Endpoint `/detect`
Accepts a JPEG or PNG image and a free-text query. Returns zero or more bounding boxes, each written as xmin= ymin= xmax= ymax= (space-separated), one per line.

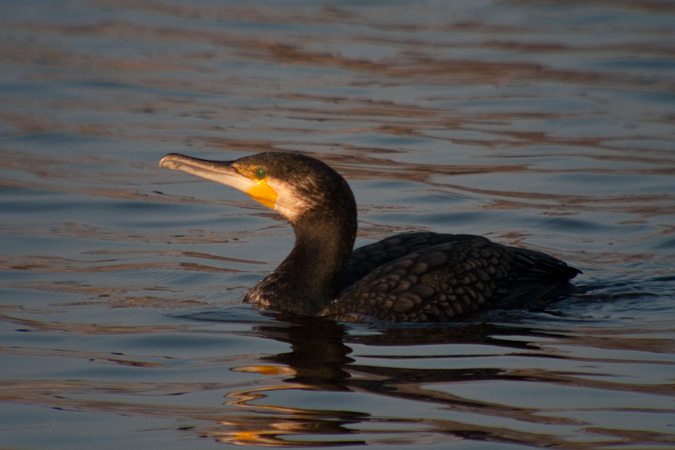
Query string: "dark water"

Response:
xmin=1 ymin=1 xmax=674 ymax=449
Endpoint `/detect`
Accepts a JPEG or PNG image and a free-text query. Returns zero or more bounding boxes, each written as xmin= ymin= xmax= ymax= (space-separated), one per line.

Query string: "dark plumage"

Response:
xmin=160 ymin=152 xmax=580 ymax=322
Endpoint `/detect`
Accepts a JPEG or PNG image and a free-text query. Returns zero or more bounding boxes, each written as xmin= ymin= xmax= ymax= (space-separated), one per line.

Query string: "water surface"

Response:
xmin=1 ymin=1 xmax=674 ymax=449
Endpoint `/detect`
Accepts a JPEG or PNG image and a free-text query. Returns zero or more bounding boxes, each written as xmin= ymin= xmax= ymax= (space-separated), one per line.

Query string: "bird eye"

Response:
xmin=254 ymin=168 xmax=267 ymax=180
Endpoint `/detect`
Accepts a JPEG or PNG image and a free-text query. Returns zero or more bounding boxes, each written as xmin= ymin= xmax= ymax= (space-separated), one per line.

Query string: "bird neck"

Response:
xmin=245 ymin=209 xmax=357 ymax=316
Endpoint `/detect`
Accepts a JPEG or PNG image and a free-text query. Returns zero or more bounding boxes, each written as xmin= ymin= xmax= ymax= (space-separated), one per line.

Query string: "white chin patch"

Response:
xmin=267 ymin=178 xmax=316 ymax=222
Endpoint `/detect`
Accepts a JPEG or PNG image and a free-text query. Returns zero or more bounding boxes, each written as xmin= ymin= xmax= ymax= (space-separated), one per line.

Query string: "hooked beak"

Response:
xmin=159 ymin=153 xmax=277 ymax=209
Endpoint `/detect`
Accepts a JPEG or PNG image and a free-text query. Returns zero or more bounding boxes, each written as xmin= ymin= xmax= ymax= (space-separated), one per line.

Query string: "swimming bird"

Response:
xmin=160 ymin=152 xmax=580 ymax=322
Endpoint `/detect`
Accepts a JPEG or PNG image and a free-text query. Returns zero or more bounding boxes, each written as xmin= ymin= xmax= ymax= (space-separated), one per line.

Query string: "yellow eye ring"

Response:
xmin=255 ymin=167 xmax=267 ymax=180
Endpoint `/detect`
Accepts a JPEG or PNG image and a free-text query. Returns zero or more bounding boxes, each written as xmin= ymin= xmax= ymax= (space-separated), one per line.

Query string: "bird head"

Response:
xmin=160 ymin=152 xmax=354 ymax=225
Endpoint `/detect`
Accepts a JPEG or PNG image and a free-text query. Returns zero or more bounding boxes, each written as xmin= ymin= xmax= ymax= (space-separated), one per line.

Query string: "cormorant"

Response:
xmin=160 ymin=152 xmax=580 ymax=322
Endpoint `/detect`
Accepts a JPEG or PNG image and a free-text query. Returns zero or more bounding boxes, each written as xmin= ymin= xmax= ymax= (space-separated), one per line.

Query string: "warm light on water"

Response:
xmin=1 ymin=1 xmax=674 ymax=449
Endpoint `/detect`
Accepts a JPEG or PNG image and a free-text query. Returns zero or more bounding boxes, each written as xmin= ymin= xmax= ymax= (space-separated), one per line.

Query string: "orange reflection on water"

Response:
xmin=210 ymin=363 xmax=362 ymax=447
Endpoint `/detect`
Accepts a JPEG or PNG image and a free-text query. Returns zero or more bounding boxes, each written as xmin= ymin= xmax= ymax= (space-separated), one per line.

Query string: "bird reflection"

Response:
xmin=204 ymin=312 xmax=566 ymax=447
